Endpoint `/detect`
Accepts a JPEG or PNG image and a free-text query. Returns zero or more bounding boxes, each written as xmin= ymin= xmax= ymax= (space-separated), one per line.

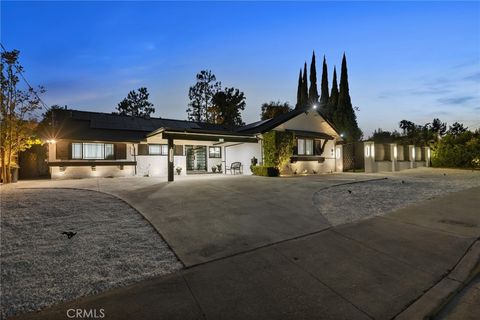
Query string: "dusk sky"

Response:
xmin=2 ymin=1 xmax=479 ymax=136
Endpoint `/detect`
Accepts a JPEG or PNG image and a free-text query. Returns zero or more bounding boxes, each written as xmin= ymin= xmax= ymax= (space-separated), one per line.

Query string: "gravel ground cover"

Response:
xmin=314 ymin=168 xmax=480 ymax=225
xmin=0 ymin=188 xmax=182 ymax=319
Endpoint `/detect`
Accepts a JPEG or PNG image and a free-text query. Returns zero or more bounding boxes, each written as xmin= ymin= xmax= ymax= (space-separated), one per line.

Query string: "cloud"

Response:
xmin=463 ymin=72 xmax=480 ymax=82
xmin=437 ymin=96 xmax=476 ymax=105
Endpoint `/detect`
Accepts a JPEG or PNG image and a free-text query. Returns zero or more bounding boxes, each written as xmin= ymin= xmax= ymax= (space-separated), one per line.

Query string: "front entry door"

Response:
xmin=185 ymin=146 xmax=207 ymax=172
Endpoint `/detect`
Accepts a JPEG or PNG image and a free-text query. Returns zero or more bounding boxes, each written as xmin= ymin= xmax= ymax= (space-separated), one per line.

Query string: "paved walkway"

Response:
xmin=15 ymin=173 xmax=379 ymax=266
xmin=13 ymin=187 xmax=480 ymax=320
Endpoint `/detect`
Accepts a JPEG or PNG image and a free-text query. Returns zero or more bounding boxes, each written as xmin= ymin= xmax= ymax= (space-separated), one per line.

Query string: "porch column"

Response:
xmin=168 ymin=137 xmax=174 ymax=182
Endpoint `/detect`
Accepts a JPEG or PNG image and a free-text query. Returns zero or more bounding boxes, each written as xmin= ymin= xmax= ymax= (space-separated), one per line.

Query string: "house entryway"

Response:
xmin=186 ymin=145 xmax=207 ymax=173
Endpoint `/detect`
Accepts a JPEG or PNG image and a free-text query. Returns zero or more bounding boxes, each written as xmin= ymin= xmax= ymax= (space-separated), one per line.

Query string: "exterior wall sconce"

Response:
xmin=91 ymin=166 xmax=96 ymax=171
xmin=119 ymin=165 xmax=124 ymax=170
xmin=46 ymin=139 xmax=56 ymax=144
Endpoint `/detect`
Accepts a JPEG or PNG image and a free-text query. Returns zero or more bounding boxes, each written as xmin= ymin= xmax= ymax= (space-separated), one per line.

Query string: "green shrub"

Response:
xmin=431 ymin=131 xmax=480 ymax=169
xmin=263 ymin=131 xmax=294 ymax=170
xmin=251 ymin=165 xmax=280 ymax=177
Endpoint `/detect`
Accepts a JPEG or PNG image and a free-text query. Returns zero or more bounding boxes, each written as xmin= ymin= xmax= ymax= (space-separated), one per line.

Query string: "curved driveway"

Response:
xmin=17 ymin=173 xmax=378 ymax=266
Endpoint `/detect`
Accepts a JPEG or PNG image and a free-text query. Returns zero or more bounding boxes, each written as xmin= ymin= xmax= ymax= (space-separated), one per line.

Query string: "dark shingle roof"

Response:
xmin=52 ymin=109 xmax=239 ymax=142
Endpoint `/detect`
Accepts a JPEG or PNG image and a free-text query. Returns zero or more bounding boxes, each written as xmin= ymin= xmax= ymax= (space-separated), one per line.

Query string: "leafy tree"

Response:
xmin=1 ymin=49 xmax=43 ymax=183
xmin=324 ymin=66 xmax=338 ymax=121
xmin=431 ymin=130 xmax=480 ymax=168
xmin=448 ymin=122 xmax=468 ymax=136
xmin=369 ymin=128 xmax=401 ymax=143
xmin=212 ymin=87 xmax=246 ymax=127
xmin=308 ymin=51 xmax=319 ymax=105
xmin=116 ymin=87 xmax=155 ymax=117
xmin=301 ymin=62 xmax=309 ymax=108
xmin=319 ymin=55 xmax=329 ymax=106
xmin=187 ymin=70 xmax=221 ymax=122
xmin=431 ymin=118 xmax=447 ymax=138
xmin=295 ymin=69 xmax=302 ymax=109
xmin=260 ymin=101 xmax=292 ymax=120
xmin=333 ymin=53 xmax=362 ymax=141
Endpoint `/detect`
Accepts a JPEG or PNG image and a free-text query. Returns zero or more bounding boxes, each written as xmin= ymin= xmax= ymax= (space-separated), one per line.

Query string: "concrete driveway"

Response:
xmin=16 ymin=173 xmax=379 ymax=266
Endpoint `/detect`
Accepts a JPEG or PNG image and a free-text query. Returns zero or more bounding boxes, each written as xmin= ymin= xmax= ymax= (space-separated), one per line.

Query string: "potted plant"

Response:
xmin=216 ymin=163 xmax=222 ymax=173
xmin=176 ymin=167 xmax=182 ymax=175
xmin=211 ymin=166 xmax=217 ymax=173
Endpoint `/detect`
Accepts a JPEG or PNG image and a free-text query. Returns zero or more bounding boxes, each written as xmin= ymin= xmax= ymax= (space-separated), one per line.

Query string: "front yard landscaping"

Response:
xmin=314 ymin=168 xmax=480 ymax=225
xmin=0 ymin=188 xmax=182 ymax=318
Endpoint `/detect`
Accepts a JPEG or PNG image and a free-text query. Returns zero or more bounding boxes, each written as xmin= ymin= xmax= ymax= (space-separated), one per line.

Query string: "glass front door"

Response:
xmin=185 ymin=146 xmax=207 ymax=172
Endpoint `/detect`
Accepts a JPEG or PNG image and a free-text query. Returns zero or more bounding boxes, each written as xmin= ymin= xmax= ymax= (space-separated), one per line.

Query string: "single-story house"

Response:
xmin=45 ymin=107 xmax=343 ymax=180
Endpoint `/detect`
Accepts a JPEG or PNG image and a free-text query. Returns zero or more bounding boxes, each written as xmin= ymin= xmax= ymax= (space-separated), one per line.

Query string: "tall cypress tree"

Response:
xmin=320 ymin=55 xmax=329 ymax=106
xmin=325 ymin=66 xmax=338 ymax=121
xmin=301 ymin=62 xmax=309 ymax=108
xmin=308 ymin=51 xmax=319 ymax=105
xmin=295 ymin=69 xmax=302 ymax=109
xmin=333 ymin=53 xmax=361 ymax=141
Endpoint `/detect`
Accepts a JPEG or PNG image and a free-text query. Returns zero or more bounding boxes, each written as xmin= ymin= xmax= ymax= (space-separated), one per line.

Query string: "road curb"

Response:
xmin=394 ymin=239 xmax=480 ymax=320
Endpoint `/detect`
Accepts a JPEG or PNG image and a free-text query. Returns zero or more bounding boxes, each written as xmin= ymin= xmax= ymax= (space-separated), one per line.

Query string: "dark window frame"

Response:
xmin=208 ymin=146 xmax=222 ymax=158
xmin=295 ymin=138 xmax=324 ymax=156
xmin=148 ymin=144 xmax=168 ymax=156
xmin=71 ymin=142 xmax=115 ymax=160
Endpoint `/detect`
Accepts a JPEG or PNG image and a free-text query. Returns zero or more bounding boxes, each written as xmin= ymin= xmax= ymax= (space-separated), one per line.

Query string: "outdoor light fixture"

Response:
xmin=119 ymin=165 xmax=124 ymax=170
xmin=91 ymin=165 xmax=96 ymax=171
xmin=313 ymin=104 xmax=318 ymax=110
xmin=219 ymin=138 xmax=224 ymax=143
xmin=340 ymin=133 xmax=344 ymax=138
xmin=46 ymin=139 xmax=56 ymax=144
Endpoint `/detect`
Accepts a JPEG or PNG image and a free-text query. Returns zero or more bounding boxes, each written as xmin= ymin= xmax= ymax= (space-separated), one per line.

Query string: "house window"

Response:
xmin=297 ymin=139 xmax=305 ymax=155
xmin=72 ymin=143 xmax=115 ymax=160
xmin=209 ymin=146 xmax=221 ymax=158
xmin=83 ymin=143 xmax=105 ymax=159
xmin=105 ymin=144 xmax=114 ymax=160
xmin=148 ymin=144 xmax=168 ymax=155
xmin=296 ymin=138 xmax=314 ymax=155
xmin=72 ymin=143 xmax=82 ymax=159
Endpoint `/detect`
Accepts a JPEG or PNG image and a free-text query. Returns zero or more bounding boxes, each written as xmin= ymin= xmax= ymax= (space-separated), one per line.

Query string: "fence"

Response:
xmin=340 ymin=141 xmax=430 ymax=173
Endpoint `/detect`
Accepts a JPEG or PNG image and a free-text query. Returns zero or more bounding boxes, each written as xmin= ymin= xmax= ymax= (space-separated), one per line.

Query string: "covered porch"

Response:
xmin=146 ymin=128 xmax=261 ymax=181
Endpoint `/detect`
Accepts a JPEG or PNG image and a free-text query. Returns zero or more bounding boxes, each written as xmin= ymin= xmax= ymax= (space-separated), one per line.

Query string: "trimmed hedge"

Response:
xmin=251 ymin=165 xmax=280 ymax=177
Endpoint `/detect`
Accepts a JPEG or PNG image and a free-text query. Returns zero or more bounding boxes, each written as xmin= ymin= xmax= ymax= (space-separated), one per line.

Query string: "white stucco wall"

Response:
xmin=224 ymin=143 xmax=262 ymax=175
xmin=50 ymin=165 xmax=135 ymax=179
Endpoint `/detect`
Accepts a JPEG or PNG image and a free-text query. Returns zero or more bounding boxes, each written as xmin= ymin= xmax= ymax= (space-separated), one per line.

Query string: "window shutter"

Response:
xmin=56 ymin=141 xmax=70 ymax=160
xmin=115 ymin=143 xmax=127 ymax=159
xmin=174 ymin=145 xmax=184 ymax=156
xmin=138 ymin=144 xmax=149 ymax=155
